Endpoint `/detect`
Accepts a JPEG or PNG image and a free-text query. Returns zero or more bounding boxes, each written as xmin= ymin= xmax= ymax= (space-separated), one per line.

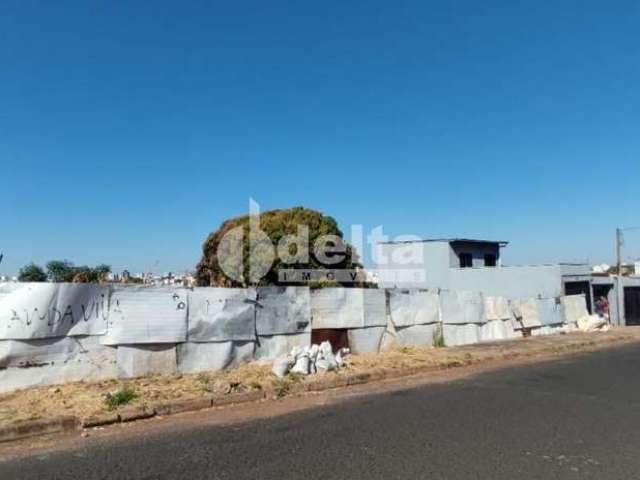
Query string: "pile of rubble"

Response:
xmin=272 ymin=341 xmax=350 ymax=377
xmin=575 ymin=314 xmax=611 ymax=333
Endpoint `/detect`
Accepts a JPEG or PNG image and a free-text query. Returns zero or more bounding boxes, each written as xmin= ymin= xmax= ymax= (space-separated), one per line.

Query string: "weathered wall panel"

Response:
xmin=0 ymin=336 xmax=117 ymax=393
xmin=187 ymin=288 xmax=256 ymax=342
xmin=395 ymin=323 xmax=439 ymax=348
xmin=439 ymin=290 xmax=486 ymax=325
xmin=389 ymin=289 xmax=439 ymax=327
xmin=256 ymin=287 xmax=311 ymax=335
xmin=177 ymin=341 xmax=255 ymax=374
xmin=311 ymin=288 xmax=386 ymax=329
xmin=347 ymin=326 xmax=386 ymax=354
xmin=443 ymin=323 xmax=481 ymax=346
xmin=102 ymin=286 xmax=188 ymax=345
xmin=0 ymin=283 xmax=109 ymax=340
xmin=254 ymin=332 xmax=312 ymax=360
xmin=116 ymin=344 xmax=177 ymax=378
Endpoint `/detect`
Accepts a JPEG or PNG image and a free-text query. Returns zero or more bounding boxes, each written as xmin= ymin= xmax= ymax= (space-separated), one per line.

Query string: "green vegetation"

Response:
xmin=17 ymin=263 xmax=47 ymax=282
xmin=104 ymin=386 xmax=137 ymax=410
xmin=45 ymin=260 xmax=111 ymax=283
xmin=45 ymin=260 xmax=75 ymax=282
xmin=195 ymin=206 xmax=363 ymax=287
xmin=272 ymin=373 xmax=305 ymax=398
xmin=123 ymin=276 xmax=143 ymax=284
xmin=195 ymin=372 xmax=213 ymax=392
xmin=17 ymin=260 xmax=112 ymax=283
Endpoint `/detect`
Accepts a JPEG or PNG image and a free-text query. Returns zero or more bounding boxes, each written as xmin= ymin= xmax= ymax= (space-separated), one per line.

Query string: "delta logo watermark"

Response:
xmin=214 ymin=199 xmax=427 ymax=285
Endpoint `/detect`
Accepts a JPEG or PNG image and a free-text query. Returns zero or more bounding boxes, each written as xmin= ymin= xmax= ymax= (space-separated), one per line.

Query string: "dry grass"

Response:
xmin=0 ymin=363 xmax=274 ymax=426
xmin=0 ymin=329 xmax=636 ymax=428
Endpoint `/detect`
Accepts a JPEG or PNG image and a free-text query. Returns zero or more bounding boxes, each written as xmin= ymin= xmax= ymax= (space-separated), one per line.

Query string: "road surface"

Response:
xmin=3 ymin=343 xmax=640 ymax=479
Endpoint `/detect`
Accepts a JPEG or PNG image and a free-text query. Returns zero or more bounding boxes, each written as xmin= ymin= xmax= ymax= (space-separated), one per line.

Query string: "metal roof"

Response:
xmin=379 ymin=238 xmax=510 ymax=246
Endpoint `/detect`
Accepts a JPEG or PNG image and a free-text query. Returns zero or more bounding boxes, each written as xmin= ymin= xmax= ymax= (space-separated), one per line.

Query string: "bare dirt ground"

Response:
xmin=1 ymin=328 xmax=639 ymax=430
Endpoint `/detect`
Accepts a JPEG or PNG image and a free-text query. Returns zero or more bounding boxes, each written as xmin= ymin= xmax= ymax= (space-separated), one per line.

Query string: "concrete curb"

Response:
xmin=118 ymin=406 xmax=156 ymax=423
xmin=305 ymin=375 xmax=348 ymax=392
xmin=81 ymin=413 xmax=120 ymax=429
xmin=1 ymin=333 xmax=635 ymax=444
xmin=154 ymin=397 xmax=213 ymax=416
xmin=347 ymin=372 xmax=373 ymax=385
xmin=77 ymin=390 xmax=269 ymax=433
xmin=0 ymin=416 xmax=78 ymax=444
xmin=211 ymin=389 xmax=265 ymax=407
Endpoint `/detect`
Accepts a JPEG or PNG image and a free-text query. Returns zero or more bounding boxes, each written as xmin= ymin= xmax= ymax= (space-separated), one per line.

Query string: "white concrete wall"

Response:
xmin=449 ymin=265 xmax=563 ymax=299
xmin=379 ymin=241 xmax=565 ymax=299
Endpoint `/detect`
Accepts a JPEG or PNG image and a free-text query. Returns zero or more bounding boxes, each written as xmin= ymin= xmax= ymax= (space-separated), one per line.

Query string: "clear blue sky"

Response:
xmin=1 ymin=1 xmax=639 ymax=275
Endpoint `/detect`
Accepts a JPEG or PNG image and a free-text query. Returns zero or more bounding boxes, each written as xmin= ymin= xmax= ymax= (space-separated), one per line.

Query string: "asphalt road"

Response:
xmin=4 ymin=344 xmax=640 ymax=479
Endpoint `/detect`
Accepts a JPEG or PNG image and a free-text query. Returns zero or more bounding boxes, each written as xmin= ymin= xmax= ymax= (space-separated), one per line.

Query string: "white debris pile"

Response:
xmin=272 ymin=341 xmax=350 ymax=378
xmin=576 ymin=314 xmax=611 ymax=333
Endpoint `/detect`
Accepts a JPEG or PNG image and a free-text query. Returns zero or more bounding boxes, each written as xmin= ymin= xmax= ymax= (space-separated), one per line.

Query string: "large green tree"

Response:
xmin=18 ymin=263 xmax=48 ymax=282
xmin=195 ymin=207 xmax=363 ymax=287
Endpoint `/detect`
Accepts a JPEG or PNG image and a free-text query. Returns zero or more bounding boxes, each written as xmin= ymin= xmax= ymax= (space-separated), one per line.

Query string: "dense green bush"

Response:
xmin=17 ymin=263 xmax=47 ymax=282
xmin=195 ymin=207 xmax=364 ymax=287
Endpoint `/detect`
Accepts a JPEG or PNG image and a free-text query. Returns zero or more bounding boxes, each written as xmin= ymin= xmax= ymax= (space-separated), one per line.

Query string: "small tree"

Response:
xmin=92 ymin=264 xmax=112 ymax=282
xmin=18 ymin=263 xmax=47 ymax=282
xmin=72 ymin=271 xmax=90 ymax=283
xmin=46 ymin=260 xmax=76 ymax=282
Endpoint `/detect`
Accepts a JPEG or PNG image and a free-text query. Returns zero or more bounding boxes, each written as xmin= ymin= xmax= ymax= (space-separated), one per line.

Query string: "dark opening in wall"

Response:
xmin=311 ymin=329 xmax=349 ymax=353
xmin=459 ymin=253 xmax=473 ymax=268
xmin=624 ymin=287 xmax=640 ymax=326
xmin=484 ymin=254 xmax=497 ymax=267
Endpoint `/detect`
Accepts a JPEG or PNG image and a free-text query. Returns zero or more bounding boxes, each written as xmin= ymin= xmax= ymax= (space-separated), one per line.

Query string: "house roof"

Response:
xmin=379 ymin=238 xmax=510 ymax=246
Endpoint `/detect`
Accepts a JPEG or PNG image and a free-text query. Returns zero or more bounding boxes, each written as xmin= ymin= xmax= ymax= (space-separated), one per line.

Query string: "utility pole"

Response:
xmin=616 ymin=228 xmax=623 ymax=326
xmin=616 ymin=228 xmax=623 ymax=277
xmin=615 ymin=226 xmax=640 ymax=326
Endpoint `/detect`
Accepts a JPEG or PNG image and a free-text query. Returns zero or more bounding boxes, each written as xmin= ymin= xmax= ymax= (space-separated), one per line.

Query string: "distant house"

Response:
xmin=378 ymin=238 xmax=640 ymax=326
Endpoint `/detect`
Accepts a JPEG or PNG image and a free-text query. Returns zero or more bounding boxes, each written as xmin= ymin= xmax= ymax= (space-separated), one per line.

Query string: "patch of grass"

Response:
xmin=222 ymin=364 xmax=273 ymax=390
xmin=272 ymin=373 xmax=305 ymax=398
xmin=104 ymin=387 xmax=137 ymax=410
xmin=195 ymin=372 xmax=212 ymax=392
xmin=249 ymin=380 xmax=263 ymax=390
xmin=433 ymin=325 xmax=446 ymax=348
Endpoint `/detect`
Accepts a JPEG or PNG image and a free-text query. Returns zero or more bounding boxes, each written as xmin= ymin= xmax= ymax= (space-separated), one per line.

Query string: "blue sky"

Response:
xmin=1 ymin=1 xmax=639 ymax=275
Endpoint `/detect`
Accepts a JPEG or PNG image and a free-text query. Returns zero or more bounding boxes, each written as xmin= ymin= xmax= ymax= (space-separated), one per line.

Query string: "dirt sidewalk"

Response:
xmin=2 ymin=328 xmax=639 ymax=436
